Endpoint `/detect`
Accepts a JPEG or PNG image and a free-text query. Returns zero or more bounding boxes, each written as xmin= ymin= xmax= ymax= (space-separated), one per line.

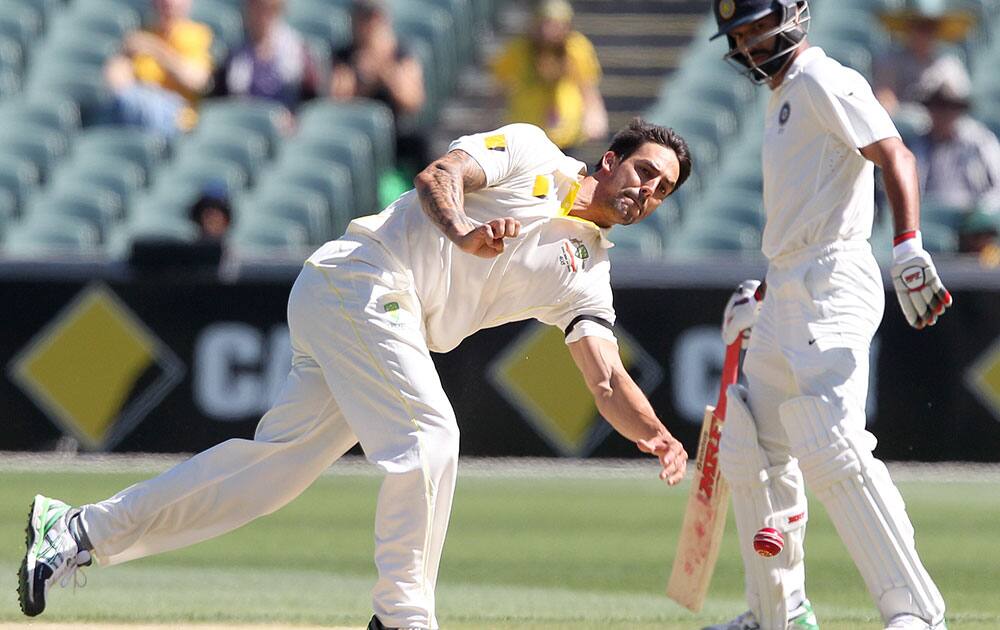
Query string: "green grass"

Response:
xmin=1 ymin=468 xmax=999 ymax=628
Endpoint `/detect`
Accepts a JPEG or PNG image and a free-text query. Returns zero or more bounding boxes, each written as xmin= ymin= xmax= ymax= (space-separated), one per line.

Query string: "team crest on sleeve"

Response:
xmin=557 ymin=238 xmax=590 ymax=272
xmin=484 ymin=134 xmax=507 ymax=151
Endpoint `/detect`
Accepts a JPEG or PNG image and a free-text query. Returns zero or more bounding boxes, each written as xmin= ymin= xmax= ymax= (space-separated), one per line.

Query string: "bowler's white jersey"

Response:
xmin=761 ymin=47 xmax=899 ymax=260
xmin=311 ymin=123 xmax=617 ymax=353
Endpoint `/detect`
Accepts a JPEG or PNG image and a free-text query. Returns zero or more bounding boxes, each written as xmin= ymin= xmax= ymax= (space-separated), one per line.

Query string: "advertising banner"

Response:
xmin=2 ymin=277 xmax=999 ymax=461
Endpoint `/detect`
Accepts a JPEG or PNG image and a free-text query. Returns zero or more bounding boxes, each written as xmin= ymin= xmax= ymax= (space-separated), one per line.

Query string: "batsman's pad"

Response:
xmin=719 ymin=385 xmax=808 ymax=630
xmin=779 ymin=396 xmax=945 ymax=625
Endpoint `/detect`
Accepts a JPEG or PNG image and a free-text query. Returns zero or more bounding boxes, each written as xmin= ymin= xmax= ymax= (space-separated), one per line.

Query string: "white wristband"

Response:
xmin=892 ymin=231 xmax=923 ymax=262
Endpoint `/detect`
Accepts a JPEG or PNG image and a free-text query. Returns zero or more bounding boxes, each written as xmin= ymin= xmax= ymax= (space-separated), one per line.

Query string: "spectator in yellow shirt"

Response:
xmin=104 ymin=0 xmax=213 ymax=136
xmin=492 ymin=0 xmax=608 ymax=151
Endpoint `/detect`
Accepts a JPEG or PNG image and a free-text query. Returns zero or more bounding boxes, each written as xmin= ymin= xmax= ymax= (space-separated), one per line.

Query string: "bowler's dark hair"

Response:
xmin=600 ymin=117 xmax=692 ymax=193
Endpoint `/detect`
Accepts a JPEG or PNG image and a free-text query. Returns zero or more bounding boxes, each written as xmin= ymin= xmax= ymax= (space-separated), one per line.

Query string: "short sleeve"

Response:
xmin=448 ymin=123 xmax=563 ymax=187
xmin=539 ymin=260 xmax=617 ymax=345
xmin=802 ymin=69 xmax=899 ymax=151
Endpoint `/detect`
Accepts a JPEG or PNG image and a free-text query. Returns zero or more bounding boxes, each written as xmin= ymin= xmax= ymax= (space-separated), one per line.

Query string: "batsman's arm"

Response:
xmin=568 ymin=335 xmax=687 ymax=484
xmin=860 ymin=136 xmax=920 ymax=236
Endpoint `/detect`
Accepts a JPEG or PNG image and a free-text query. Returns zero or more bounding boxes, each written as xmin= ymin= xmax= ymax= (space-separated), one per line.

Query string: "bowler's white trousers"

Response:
xmin=79 ymin=238 xmax=458 ymax=629
xmin=723 ymin=241 xmax=945 ymax=628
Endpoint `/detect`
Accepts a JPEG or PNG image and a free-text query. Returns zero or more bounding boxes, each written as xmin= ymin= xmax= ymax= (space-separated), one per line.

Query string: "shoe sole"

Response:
xmin=17 ymin=497 xmax=43 ymax=617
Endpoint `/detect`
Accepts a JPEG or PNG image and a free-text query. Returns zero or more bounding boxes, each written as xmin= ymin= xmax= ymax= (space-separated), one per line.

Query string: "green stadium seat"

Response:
xmin=49 ymin=156 xmax=145 ymax=211
xmin=696 ymin=194 xmax=767 ymax=231
xmin=24 ymin=188 xmax=121 ymax=241
xmin=0 ymin=34 xmax=23 ymax=76
xmin=2 ymin=214 xmax=100 ymax=257
xmin=0 ymin=122 xmax=70 ymax=182
xmin=175 ymin=129 xmax=268 ymax=185
xmin=390 ymin=1 xmax=455 ymax=111
xmin=0 ymin=99 xmax=81 ymax=138
xmin=24 ymin=61 xmax=112 ymax=125
xmin=0 ymin=4 xmax=42 ymax=54
xmin=608 ymin=222 xmax=664 ymax=260
xmin=36 ymin=29 xmax=121 ymax=68
xmin=298 ymin=99 xmax=396 ymax=177
xmin=246 ymin=185 xmax=333 ymax=244
xmin=286 ymin=2 xmax=351 ymax=52
xmin=0 ymin=188 xmax=15 ymax=238
xmin=131 ymin=188 xmax=204 ymax=221
xmin=9 ymin=0 xmax=58 ymax=29
xmin=155 ymin=156 xmax=249 ymax=200
xmin=670 ymin=217 xmax=762 ymax=254
xmin=265 ymin=157 xmax=356 ymax=235
xmin=197 ymin=99 xmax=289 ymax=156
xmin=67 ymin=2 xmax=141 ymax=39
xmin=285 ymin=129 xmax=377 ymax=216
xmin=920 ymin=222 xmax=959 ymax=253
xmin=0 ymin=154 xmax=39 ymax=214
xmin=419 ymin=0 xmax=475 ymax=62
xmin=0 ymin=66 xmax=20 ymax=98
xmin=189 ymin=0 xmax=244 ymax=60
xmin=228 ymin=213 xmax=309 ymax=254
xmin=74 ymin=127 xmax=169 ymax=183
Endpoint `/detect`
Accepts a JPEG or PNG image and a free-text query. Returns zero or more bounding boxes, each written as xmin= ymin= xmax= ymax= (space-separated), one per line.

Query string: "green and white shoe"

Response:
xmin=17 ymin=495 xmax=91 ymax=617
xmin=703 ymin=599 xmax=819 ymax=630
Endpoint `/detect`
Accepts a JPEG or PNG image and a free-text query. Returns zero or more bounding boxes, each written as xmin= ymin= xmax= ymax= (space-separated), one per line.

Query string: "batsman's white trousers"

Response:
xmin=734 ymin=241 xmax=944 ymax=627
xmin=80 ymin=237 xmax=459 ymax=630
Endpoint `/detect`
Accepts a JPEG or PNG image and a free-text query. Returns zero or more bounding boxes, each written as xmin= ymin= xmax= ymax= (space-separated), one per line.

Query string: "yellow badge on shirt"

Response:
xmin=485 ymin=134 xmax=507 ymax=151
xmin=532 ymin=175 xmax=551 ymax=198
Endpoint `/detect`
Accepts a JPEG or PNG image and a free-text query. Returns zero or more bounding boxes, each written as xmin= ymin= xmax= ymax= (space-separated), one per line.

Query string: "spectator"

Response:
xmin=213 ymin=0 xmax=319 ymax=112
xmin=874 ymin=2 xmax=974 ymax=117
xmin=492 ymin=0 xmax=608 ymax=151
xmin=330 ymin=0 xmax=428 ymax=182
xmin=910 ymin=59 xmax=1000 ymax=210
xmin=103 ymin=0 xmax=213 ymax=137
xmin=958 ymin=209 xmax=1000 ymax=267
xmin=189 ymin=184 xmax=233 ymax=241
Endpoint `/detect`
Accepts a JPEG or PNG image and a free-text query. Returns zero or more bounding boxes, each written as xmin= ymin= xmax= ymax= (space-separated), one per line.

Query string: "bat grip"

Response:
xmin=714 ymin=340 xmax=742 ymax=418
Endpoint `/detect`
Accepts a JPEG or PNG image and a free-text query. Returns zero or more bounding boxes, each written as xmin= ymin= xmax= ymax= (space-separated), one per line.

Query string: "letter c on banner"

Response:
xmin=194 ymin=323 xmax=263 ymax=420
xmin=672 ymin=326 xmax=726 ymax=425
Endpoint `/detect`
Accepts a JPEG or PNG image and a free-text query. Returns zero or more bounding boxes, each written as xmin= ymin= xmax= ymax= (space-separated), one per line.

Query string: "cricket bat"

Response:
xmin=666 ymin=339 xmax=743 ymax=612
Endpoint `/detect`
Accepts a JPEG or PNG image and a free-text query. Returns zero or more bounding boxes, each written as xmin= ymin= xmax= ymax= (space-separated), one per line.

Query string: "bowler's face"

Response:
xmin=598 ymin=142 xmax=680 ymax=226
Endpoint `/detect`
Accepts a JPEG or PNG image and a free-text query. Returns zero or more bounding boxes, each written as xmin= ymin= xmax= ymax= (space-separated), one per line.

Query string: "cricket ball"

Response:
xmin=753 ymin=527 xmax=784 ymax=557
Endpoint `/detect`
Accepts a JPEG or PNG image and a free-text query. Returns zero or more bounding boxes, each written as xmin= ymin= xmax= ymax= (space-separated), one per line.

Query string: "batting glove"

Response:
xmin=722 ymin=279 xmax=763 ymax=348
xmin=890 ymin=230 xmax=953 ymax=329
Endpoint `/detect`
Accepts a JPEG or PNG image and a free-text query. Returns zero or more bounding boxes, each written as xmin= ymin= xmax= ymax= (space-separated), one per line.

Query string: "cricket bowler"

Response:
xmin=705 ymin=1 xmax=952 ymax=629
xmin=18 ymin=119 xmax=691 ymax=629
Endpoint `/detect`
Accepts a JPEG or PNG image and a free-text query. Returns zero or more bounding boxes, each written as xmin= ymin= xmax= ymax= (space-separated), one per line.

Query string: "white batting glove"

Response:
xmin=890 ymin=231 xmax=953 ymax=329
xmin=722 ymin=279 xmax=763 ymax=348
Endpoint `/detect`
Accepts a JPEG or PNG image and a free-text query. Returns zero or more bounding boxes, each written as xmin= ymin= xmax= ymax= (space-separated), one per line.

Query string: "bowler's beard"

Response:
xmin=613 ymin=193 xmax=639 ymax=225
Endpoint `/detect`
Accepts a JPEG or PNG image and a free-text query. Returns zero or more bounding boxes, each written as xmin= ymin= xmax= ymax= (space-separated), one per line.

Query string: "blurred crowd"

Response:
xmin=873 ymin=0 xmax=1000 ymax=265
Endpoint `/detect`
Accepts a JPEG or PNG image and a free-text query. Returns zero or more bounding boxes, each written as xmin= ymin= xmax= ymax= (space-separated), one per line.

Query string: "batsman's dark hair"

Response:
xmin=600 ymin=117 xmax=693 ymax=193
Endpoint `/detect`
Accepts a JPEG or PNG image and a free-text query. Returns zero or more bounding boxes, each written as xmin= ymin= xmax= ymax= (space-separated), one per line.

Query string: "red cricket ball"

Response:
xmin=753 ymin=527 xmax=784 ymax=557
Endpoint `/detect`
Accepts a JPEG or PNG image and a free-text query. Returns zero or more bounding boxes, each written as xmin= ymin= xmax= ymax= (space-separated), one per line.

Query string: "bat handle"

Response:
xmin=714 ymin=340 xmax=743 ymax=418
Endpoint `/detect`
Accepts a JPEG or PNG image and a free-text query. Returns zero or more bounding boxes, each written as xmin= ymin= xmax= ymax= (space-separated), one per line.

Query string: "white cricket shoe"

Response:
xmin=702 ymin=599 xmax=819 ymax=630
xmin=17 ymin=495 xmax=92 ymax=617
xmin=884 ymin=614 xmax=948 ymax=630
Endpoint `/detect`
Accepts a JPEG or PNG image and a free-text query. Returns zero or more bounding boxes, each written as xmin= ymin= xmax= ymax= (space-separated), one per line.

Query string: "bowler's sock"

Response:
xmin=68 ymin=512 xmax=94 ymax=565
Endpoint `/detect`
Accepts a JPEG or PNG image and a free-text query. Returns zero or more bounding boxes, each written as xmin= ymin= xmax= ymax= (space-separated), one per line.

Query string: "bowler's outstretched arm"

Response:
xmin=568 ymin=335 xmax=687 ymax=484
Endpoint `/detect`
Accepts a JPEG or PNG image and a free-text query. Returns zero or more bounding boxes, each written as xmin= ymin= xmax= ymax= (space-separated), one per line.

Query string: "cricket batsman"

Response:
xmin=704 ymin=1 xmax=952 ymax=629
xmin=18 ymin=119 xmax=691 ymax=629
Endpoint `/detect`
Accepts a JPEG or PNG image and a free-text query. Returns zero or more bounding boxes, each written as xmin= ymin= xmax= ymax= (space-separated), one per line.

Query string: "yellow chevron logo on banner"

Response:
xmin=8 ymin=284 xmax=184 ymax=450
xmin=967 ymin=337 xmax=1000 ymax=422
xmin=488 ymin=323 xmax=663 ymax=456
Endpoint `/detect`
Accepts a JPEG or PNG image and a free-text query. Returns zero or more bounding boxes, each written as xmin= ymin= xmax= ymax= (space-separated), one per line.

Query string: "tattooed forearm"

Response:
xmin=414 ymin=150 xmax=487 ymax=241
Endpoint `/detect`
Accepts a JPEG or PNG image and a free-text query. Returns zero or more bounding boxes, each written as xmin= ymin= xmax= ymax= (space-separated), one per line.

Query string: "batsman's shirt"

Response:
xmin=309 ymin=123 xmax=616 ymax=353
xmin=761 ymin=47 xmax=899 ymax=260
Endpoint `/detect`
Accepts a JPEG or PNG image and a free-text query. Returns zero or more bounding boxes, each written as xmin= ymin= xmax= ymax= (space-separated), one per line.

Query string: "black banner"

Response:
xmin=2 ymin=275 xmax=999 ymax=461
